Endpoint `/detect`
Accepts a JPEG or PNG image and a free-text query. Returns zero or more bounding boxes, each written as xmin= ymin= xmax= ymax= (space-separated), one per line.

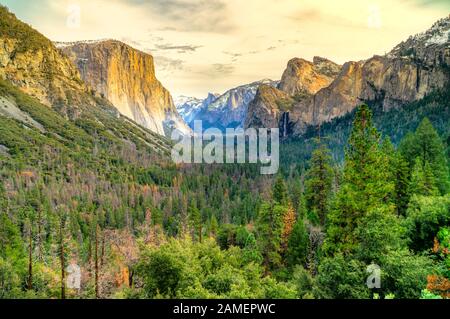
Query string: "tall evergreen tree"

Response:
xmin=188 ymin=202 xmax=202 ymax=242
xmin=393 ymin=153 xmax=411 ymax=216
xmin=290 ymin=179 xmax=304 ymax=217
xmin=208 ymin=215 xmax=218 ymax=238
xmin=286 ymin=218 xmax=309 ymax=268
xmin=256 ymin=202 xmax=285 ymax=273
xmin=381 ymin=138 xmax=410 ymax=216
xmin=324 ymin=105 xmax=395 ymax=256
xmin=408 ymin=157 xmax=439 ymax=196
xmin=304 ymin=141 xmax=333 ymax=225
xmin=399 ymin=118 xmax=449 ymax=195
xmin=273 ymin=175 xmax=288 ymax=205
xmin=257 ymin=177 xmax=290 ymax=273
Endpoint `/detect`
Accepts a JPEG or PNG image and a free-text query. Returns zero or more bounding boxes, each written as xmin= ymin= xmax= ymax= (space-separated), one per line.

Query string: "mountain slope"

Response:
xmin=0 ymin=5 xmax=171 ymax=156
xmin=0 ymin=6 xmax=97 ymax=117
xmin=58 ymin=40 xmax=190 ymax=136
xmin=0 ymin=78 xmax=171 ymax=156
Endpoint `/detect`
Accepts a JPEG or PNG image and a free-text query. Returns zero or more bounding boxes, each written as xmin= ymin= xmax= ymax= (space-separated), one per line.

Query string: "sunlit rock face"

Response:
xmin=278 ymin=56 xmax=341 ymax=96
xmin=58 ymin=40 xmax=190 ymax=136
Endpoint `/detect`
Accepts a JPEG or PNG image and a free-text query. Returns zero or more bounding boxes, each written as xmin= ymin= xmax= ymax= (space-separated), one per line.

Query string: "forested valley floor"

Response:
xmin=0 ymin=78 xmax=449 ymax=299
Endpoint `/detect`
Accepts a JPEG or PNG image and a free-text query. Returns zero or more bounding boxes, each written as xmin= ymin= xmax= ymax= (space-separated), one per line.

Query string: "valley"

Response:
xmin=0 ymin=4 xmax=449 ymax=301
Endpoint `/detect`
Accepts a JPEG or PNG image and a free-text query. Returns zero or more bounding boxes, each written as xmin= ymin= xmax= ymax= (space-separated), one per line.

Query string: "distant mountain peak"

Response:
xmin=175 ymin=79 xmax=279 ymax=130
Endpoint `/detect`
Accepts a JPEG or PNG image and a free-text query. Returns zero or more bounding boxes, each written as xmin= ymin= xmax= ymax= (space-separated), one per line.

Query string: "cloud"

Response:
xmin=123 ymin=0 xmax=234 ymax=33
xmin=153 ymin=56 xmax=185 ymax=73
xmin=288 ymin=8 xmax=368 ymax=29
xmin=156 ymin=26 xmax=178 ymax=32
xmin=155 ymin=44 xmax=203 ymax=53
xmin=223 ymin=51 xmax=243 ymax=58
xmin=211 ymin=63 xmax=235 ymax=76
xmin=193 ymin=63 xmax=235 ymax=79
xmin=223 ymin=51 xmax=243 ymax=62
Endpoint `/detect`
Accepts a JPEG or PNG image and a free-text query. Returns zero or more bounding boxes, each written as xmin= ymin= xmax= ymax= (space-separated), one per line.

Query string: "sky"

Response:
xmin=0 ymin=0 xmax=448 ymax=98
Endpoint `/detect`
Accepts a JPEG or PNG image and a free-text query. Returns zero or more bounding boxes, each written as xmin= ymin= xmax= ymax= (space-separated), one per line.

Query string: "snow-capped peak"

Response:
xmin=388 ymin=15 xmax=450 ymax=58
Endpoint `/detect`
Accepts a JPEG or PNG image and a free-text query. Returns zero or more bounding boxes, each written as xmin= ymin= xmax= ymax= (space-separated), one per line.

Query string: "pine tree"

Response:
xmin=256 ymin=202 xmax=285 ymax=273
xmin=286 ymin=218 xmax=309 ymax=268
xmin=408 ymin=157 xmax=439 ymax=196
xmin=381 ymin=138 xmax=410 ymax=216
xmin=273 ymin=175 xmax=288 ymax=205
xmin=393 ymin=153 xmax=411 ymax=216
xmin=188 ymin=202 xmax=202 ymax=242
xmin=304 ymin=141 xmax=333 ymax=225
xmin=257 ymin=177 xmax=293 ymax=272
xmin=95 ymin=223 xmax=99 ymax=299
xmin=290 ymin=179 xmax=304 ymax=217
xmin=0 ymin=212 xmax=26 ymax=298
xmin=324 ymin=105 xmax=395 ymax=256
xmin=209 ymin=215 xmax=218 ymax=238
xmin=400 ymin=118 xmax=449 ymax=195
xmin=24 ymin=208 xmax=35 ymax=291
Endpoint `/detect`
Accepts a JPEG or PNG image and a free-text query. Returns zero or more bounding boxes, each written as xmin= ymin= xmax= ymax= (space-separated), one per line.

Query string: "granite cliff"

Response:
xmin=58 ymin=40 xmax=190 ymax=135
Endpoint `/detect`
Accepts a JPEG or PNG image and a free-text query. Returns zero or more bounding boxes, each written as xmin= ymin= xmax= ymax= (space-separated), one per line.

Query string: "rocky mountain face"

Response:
xmin=244 ymin=57 xmax=341 ymax=131
xmin=245 ymin=16 xmax=450 ymax=135
xmin=244 ymin=84 xmax=294 ymax=136
xmin=58 ymin=40 xmax=190 ymax=136
xmin=176 ymin=79 xmax=278 ymax=130
xmin=278 ymin=57 xmax=341 ymax=96
xmin=0 ymin=6 xmax=96 ymax=118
